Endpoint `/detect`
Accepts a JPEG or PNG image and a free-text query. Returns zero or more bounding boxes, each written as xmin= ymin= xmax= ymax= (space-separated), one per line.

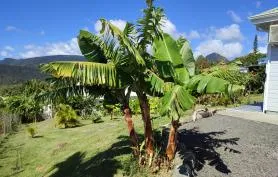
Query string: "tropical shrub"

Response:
xmin=129 ymin=97 xmax=159 ymax=115
xmin=149 ymin=97 xmax=159 ymax=114
xmin=5 ymin=95 xmax=42 ymax=123
xmin=0 ymin=97 xmax=5 ymax=109
xmin=233 ymin=52 xmax=266 ymax=66
xmin=26 ymin=126 xmax=36 ymax=138
xmin=246 ymin=66 xmax=265 ymax=93
xmin=0 ymin=111 xmax=20 ymax=135
xmin=3 ymin=80 xmax=48 ymax=123
xmin=196 ymin=94 xmax=232 ymax=106
xmin=129 ymin=98 xmax=141 ymax=115
xmin=54 ymin=104 xmax=79 ymax=128
xmin=195 ymin=55 xmax=211 ymax=74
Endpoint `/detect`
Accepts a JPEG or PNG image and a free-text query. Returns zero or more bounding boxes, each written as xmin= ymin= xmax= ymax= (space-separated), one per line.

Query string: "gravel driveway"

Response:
xmin=174 ymin=114 xmax=278 ymax=177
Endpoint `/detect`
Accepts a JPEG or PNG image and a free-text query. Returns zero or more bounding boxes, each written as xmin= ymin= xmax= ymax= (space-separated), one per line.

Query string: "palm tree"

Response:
xmin=41 ymin=0 xmax=240 ymax=161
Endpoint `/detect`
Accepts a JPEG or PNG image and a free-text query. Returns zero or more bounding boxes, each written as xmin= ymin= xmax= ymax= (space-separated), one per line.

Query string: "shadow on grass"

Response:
xmin=92 ymin=117 xmax=104 ymax=124
xmin=48 ymin=135 xmax=141 ymax=177
xmin=110 ymin=117 xmax=122 ymax=121
xmin=177 ymin=127 xmax=240 ymax=176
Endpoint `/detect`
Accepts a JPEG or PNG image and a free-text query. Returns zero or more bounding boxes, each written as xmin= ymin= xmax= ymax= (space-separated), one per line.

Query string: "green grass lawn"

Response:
xmin=238 ymin=93 xmax=263 ymax=105
xmin=0 ymin=94 xmax=263 ymax=177
xmin=0 ymin=114 xmax=179 ymax=177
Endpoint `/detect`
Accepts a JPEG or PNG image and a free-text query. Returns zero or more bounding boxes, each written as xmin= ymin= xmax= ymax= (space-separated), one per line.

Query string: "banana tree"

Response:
xmin=41 ymin=0 xmax=239 ymax=162
xmin=151 ymin=34 xmax=244 ymax=160
xmin=41 ymin=0 xmax=165 ymax=157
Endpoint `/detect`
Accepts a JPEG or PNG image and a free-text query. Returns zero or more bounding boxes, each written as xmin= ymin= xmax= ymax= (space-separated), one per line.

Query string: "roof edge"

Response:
xmin=249 ymin=7 xmax=278 ymax=20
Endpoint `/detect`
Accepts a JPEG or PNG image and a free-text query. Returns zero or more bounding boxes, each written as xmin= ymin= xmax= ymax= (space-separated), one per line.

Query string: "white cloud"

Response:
xmin=0 ymin=46 xmax=14 ymax=57
xmin=186 ymin=30 xmax=200 ymax=40
xmin=4 ymin=46 xmax=14 ymax=51
xmin=24 ymin=44 xmax=36 ymax=50
xmin=258 ymin=45 xmax=267 ymax=53
xmin=19 ymin=38 xmax=81 ymax=58
xmin=94 ymin=21 xmax=102 ymax=32
xmin=161 ymin=19 xmax=177 ymax=38
xmin=109 ymin=19 xmax=126 ymax=31
xmin=94 ymin=19 xmax=127 ymax=33
xmin=0 ymin=50 xmax=8 ymax=57
xmin=258 ymin=34 xmax=268 ymax=44
xmin=194 ymin=24 xmax=244 ymax=59
xmin=256 ymin=1 xmax=261 ymax=8
xmin=215 ymin=24 xmax=243 ymax=41
xmin=5 ymin=26 xmax=20 ymax=32
xmin=161 ymin=19 xmax=184 ymax=39
xmin=227 ymin=11 xmax=243 ymax=23
xmin=195 ymin=39 xmax=243 ymax=59
xmin=94 ymin=18 xmax=183 ymax=39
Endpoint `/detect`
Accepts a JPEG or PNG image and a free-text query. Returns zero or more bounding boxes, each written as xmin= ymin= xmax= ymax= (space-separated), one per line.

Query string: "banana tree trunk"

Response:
xmin=137 ymin=92 xmax=154 ymax=157
xmin=123 ymin=106 xmax=139 ymax=156
xmin=166 ymin=120 xmax=180 ymax=161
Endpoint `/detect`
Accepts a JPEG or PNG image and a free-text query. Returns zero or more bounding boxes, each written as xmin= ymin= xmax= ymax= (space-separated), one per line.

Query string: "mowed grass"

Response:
xmin=0 ymin=94 xmax=263 ymax=177
xmin=0 ymin=114 xmax=174 ymax=177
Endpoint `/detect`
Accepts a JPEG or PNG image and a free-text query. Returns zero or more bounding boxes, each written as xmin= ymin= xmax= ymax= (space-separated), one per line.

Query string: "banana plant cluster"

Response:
xmin=41 ymin=0 xmax=240 ymax=162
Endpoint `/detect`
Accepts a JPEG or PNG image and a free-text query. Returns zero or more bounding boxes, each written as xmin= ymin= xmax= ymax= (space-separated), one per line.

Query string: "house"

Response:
xmin=250 ymin=7 xmax=278 ymax=113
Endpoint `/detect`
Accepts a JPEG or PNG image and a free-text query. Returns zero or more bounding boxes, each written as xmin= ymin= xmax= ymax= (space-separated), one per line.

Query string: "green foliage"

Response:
xmin=233 ymin=52 xmax=266 ymax=66
xmin=4 ymin=80 xmax=48 ymax=122
xmin=246 ymin=66 xmax=266 ymax=93
xmin=0 ymin=84 xmax=24 ymax=97
xmin=103 ymin=93 xmax=121 ymax=119
xmin=204 ymin=64 xmax=251 ymax=86
xmin=152 ymin=34 xmax=239 ymax=119
xmin=129 ymin=98 xmax=141 ymax=114
xmin=26 ymin=126 xmax=36 ymax=138
xmin=67 ymin=95 xmax=97 ymax=115
xmin=54 ymin=104 xmax=80 ymax=128
xmin=195 ymin=55 xmax=211 ymax=73
xmin=160 ymin=85 xmax=195 ymax=118
xmin=5 ymin=95 xmax=42 ymax=122
xmin=129 ymin=97 xmax=159 ymax=115
xmin=137 ymin=3 xmax=164 ymax=49
xmin=0 ymin=97 xmax=5 ymax=109
xmin=42 ymin=1 xmax=238 ymax=123
xmin=0 ymin=65 xmax=46 ymax=85
xmin=41 ymin=61 xmax=120 ymax=88
xmin=149 ymin=97 xmax=159 ymax=114
xmin=204 ymin=62 xmax=265 ymax=94
xmin=197 ymin=94 xmax=232 ymax=106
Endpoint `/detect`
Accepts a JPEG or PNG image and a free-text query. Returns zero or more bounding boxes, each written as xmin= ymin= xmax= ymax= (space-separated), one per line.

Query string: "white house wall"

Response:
xmin=265 ymin=45 xmax=278 ymax=112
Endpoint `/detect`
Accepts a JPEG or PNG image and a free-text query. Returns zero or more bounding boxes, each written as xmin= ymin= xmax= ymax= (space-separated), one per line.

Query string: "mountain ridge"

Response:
xmin=205 ymin=52 xmax=229 ymax=63
xmin=0 ymin=55 xmax=86 ymax=85
xmin=0 ymin=55 xmax=85 ymax=67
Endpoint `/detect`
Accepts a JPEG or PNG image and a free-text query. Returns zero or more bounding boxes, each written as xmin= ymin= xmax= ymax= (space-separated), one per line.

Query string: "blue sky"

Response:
xmin=0 ymin=0 xmax=277 ymax=60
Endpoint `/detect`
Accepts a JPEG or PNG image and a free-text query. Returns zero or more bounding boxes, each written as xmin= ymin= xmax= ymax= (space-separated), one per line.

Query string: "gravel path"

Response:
xmin=174 ymin=114 xmax=278 ymax=177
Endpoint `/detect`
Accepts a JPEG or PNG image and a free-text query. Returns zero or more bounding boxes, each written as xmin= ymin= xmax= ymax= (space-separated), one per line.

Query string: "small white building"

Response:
xmin=250 ymin=8 xmax=278 ymax=113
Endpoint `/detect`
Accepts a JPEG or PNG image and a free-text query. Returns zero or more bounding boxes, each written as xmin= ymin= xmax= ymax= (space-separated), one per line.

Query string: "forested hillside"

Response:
xmin=0 ymin=55 xmax=85 ymax=85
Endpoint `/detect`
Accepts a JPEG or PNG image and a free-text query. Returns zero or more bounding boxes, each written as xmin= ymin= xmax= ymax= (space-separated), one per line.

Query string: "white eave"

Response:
xmin=249 ymin=7 xmax=278 ymax=32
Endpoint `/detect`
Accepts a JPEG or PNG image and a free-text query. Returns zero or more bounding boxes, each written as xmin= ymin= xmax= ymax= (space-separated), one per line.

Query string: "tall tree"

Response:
xmin=253 ymin=34 xmax=258 ymax=54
